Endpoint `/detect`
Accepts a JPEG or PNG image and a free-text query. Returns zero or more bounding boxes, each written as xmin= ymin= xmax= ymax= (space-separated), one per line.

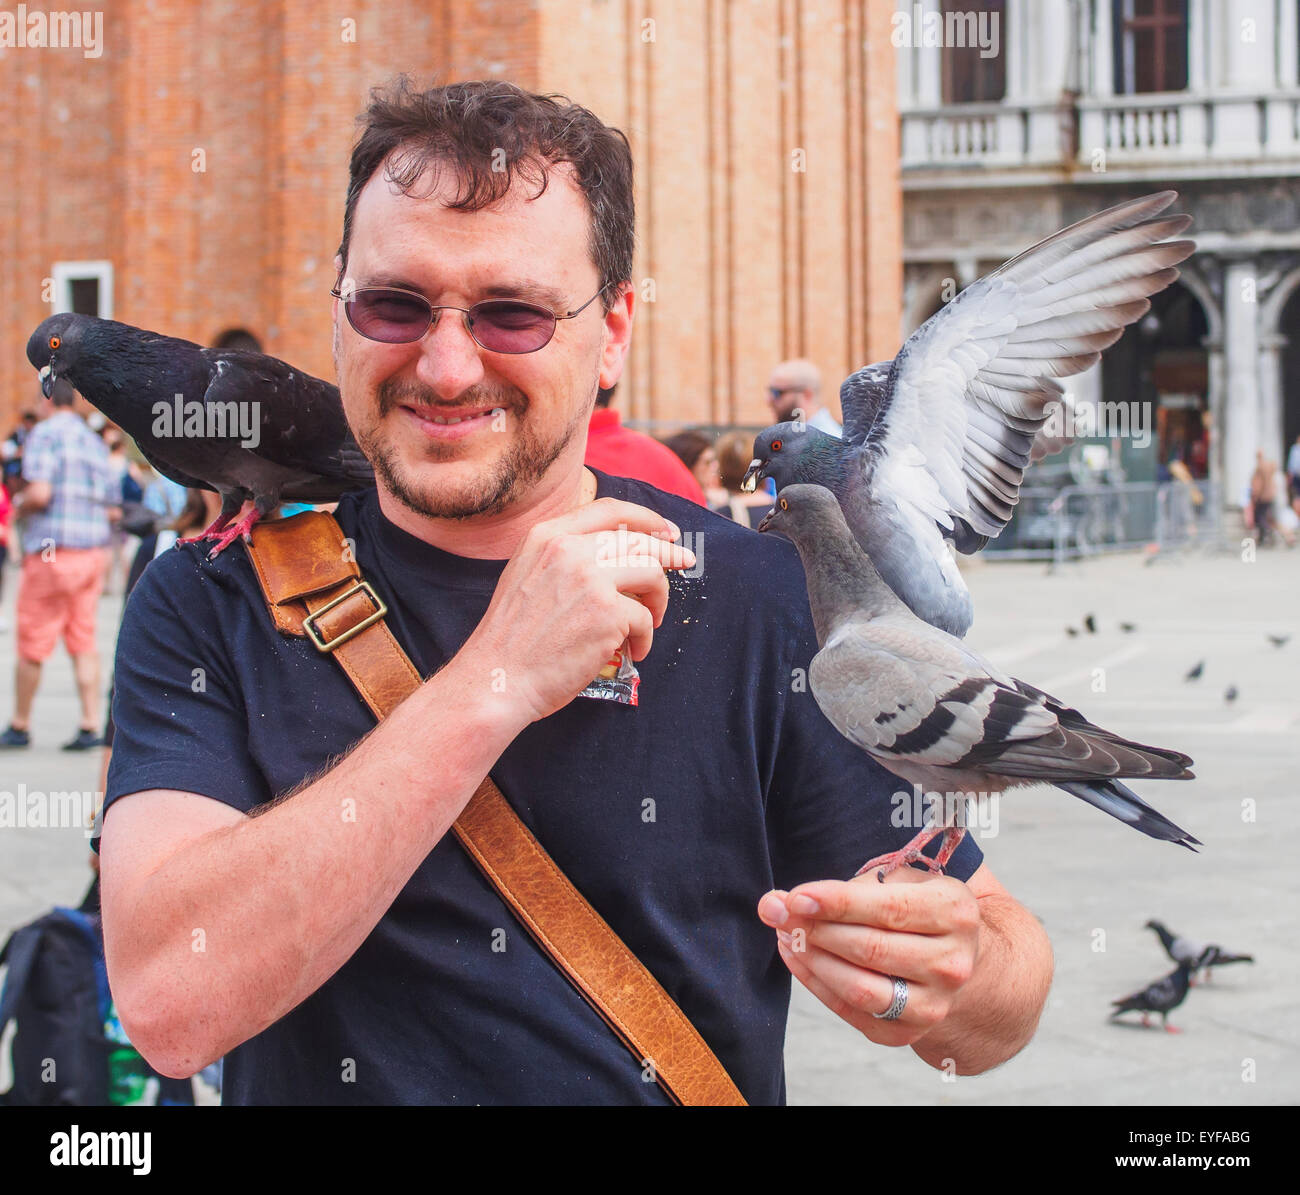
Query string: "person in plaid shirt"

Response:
xmin=1 ymin=378 xmax=119 ymax=751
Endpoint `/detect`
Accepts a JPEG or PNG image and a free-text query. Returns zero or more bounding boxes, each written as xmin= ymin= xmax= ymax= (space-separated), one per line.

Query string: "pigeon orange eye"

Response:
xmin=772 ymin=439 xmax=783 ymax=451
xmin=779 ymin=498 xmax=788 ymax=510
xmin=49 ymin=336 xmax=60 ymax=350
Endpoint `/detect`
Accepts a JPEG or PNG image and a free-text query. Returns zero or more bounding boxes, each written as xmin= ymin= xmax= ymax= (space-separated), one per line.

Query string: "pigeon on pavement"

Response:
xmin=1146 ymin=920 xmax=1253 ymax=984
xmin=741 ymin=192 xmax=1194 ymax=636
xmin=1224 ymin=685 xmax=1239 ymax=704
xmin=1110 ymin=961 xmax=1194 ymax=1032
xmin=1120 ymin=621 xmax=1138 ymax=633
xmin=26 ymin=313 xmax=374 ymax=557
xmin=1267 ymin=633 xmax=1290 ymax=648
xmin=1184 ymin=660 xmax=1205 ymax=681
xmin=1194 ymin=944 xmax=1255 ymax=981
xmin=1084 ymin=613 xmax=1097 ymax=634
xmin=758 ymin=485 xmax=1198 ymax=878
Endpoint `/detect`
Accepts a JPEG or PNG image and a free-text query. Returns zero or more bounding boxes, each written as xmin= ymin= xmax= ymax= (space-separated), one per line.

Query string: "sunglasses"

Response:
xmin=331 ymin=280 xmax=614 ymax=354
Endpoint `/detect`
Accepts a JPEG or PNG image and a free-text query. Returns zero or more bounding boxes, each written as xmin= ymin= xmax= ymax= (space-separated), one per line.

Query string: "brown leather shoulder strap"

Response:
xmin=244 ymin=511 xmax=747 ymax=1107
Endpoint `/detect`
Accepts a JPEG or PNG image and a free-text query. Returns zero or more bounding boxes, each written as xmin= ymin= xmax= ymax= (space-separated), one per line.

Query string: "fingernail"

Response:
xmin=788 ymin=894 xmax=820 ymax=916
xmin=762 ymin=894 xmax=789 ymax=926
xmin=663 ymin=520 xmax=681 ymax=540
xmin=776 ymin=929 xmax=793 ymax=945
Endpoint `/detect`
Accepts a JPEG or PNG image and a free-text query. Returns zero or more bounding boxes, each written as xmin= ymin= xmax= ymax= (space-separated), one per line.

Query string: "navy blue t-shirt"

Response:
xmin=102 ymin=471 xmax=982 ymax=1105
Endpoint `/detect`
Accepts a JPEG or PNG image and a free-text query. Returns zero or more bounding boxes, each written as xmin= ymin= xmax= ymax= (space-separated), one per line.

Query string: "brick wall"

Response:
xmin=0 ymin=0 xmax=899 ymax=433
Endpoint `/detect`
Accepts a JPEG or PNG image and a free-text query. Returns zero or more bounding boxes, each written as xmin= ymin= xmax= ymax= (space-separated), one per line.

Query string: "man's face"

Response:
xmin=767 ymin=375 xmax=807 ymax=422
xmin=333 ymin=158 xmax=627 ymax=521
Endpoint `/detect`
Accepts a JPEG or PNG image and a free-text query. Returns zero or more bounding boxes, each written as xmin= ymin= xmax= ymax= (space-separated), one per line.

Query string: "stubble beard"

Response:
xmin=357 ymin=377 xmax=591 ymax=520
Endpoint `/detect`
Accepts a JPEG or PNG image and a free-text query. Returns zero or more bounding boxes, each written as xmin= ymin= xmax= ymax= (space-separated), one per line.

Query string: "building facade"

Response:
xmin=0 ymin=0 xmax=902 ymax=436
xmin=897 ymin=0 xmax=1300 ymax=506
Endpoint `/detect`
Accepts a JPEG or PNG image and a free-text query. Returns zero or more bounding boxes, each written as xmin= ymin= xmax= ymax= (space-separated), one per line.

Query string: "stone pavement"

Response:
xmin=0 ymin=539 xmax=1296 ymax=1105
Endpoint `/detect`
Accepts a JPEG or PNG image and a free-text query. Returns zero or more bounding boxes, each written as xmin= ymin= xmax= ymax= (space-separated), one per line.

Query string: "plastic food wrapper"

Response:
xmin=578 ymin=638 xmax=640 ymax=705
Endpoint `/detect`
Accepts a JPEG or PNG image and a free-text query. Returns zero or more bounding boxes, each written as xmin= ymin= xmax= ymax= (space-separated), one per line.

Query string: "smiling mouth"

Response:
xmin=403 ymin=405 xmax=499 ymax=424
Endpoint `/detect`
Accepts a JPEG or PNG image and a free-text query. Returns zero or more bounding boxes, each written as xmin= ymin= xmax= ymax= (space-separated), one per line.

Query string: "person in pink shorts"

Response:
xmin=2 ymin=379 xmax=117 ymax=751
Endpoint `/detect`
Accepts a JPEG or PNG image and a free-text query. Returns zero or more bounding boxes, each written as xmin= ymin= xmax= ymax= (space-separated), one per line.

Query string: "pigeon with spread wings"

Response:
xmin=743 ymin=192 xmax=1194 ymax=636
xmin=26 ymin=313 xmax=374 ymax=557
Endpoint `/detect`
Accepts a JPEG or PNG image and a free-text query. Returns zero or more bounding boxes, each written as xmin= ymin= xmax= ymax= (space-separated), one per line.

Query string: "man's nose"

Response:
xmin=414 ymin=309 xmax=487 ymax=401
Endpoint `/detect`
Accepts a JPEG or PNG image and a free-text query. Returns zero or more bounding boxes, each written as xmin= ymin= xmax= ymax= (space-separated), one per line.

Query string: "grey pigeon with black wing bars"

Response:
xmin=759 ymin=484 xmax=1199 ymax=879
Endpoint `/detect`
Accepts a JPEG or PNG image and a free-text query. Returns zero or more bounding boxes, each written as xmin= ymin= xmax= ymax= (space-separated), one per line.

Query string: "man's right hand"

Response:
xmin=458 ymin=497 xmax=696 ymax=724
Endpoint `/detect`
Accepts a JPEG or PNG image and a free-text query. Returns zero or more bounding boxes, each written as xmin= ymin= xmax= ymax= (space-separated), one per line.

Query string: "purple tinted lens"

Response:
xmin=470 ymin=301 xmax=555 ymax=353
xmin=350 ymin=290 xmax=432 ymax=342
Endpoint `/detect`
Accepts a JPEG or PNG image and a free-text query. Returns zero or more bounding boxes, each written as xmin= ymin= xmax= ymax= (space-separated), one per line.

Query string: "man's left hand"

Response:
xmin=757 ymin=869 xmax=981 ymax=1048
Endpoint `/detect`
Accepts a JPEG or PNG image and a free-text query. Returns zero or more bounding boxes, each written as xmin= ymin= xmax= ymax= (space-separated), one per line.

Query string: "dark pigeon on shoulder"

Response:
xmin=1110 ymin=960 xmax=1194 ymax=1032
xmin=27 ymin=313 xmax=373 ymax=557
xmin=742 ymin=192 xmax=1194 ymax=636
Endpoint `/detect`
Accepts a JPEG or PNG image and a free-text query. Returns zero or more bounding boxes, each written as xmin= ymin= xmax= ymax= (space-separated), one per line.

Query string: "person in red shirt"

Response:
xmin=584 ymin=385 xmax=706 ymax=504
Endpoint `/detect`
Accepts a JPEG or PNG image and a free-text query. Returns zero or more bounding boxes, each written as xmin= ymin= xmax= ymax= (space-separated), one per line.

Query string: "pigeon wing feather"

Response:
xmin=858 ymin=193 xmax=1193 ymax=540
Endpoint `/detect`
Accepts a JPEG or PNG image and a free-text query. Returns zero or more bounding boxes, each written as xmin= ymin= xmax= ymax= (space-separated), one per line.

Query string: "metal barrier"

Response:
xmin=981 ymin=480 xmax=1222 ymax=562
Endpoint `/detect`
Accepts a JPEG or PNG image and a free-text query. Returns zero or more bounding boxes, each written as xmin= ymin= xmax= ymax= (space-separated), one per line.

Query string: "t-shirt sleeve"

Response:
xmin=766 ymin=615 xmax=984 ymax=889
xmin=100 ymin=553 xmax=272 ymax=847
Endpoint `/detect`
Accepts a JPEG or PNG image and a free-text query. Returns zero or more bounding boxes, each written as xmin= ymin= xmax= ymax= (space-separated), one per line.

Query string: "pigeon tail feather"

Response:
xmin=1057 ymin=778 xmax=1200 ymax=849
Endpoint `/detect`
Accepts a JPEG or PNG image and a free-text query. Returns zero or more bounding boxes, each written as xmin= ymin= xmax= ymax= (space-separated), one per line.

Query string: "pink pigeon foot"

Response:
xmin=855 ymin=824 xmax=967 ymax=882
xmin=205 ymin=505 xmax=264 ymax=559
xmin=175 ymin=509 xmax=236 ymax=547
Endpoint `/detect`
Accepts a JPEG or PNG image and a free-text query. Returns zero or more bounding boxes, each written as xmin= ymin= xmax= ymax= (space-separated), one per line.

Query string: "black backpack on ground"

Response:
xmin=0 ymin=878 xmax=193 ymax=1106
xmin=0 ymin=881 xmax=111 ymax=1105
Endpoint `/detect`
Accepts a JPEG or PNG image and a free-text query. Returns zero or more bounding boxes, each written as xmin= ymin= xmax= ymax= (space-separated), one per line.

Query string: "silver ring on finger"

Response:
xmin=872 ymin=975 xmax=909 ymax=1021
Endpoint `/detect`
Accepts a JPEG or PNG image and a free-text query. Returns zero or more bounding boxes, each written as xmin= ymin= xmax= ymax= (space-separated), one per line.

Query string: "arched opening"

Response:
xmin=213 ymin=327 xmax=263 ymax=353
xmin=1281 ymin=287 xmax=1300 ymax=467
xmin=1100 ymin=281 xmax=1210 ymax=481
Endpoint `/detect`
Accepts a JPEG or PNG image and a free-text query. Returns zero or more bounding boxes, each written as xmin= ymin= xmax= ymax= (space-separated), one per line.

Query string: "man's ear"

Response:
xmin=598 ymin=282 xmax=635 ymax=390
xmin=332 ymin=255 xmax=346 ymax=315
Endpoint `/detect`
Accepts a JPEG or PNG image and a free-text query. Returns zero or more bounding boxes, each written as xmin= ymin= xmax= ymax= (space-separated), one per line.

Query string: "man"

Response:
xmin=584 ymin=383 xmax=706 ymax=503
xmin=768 ymin=358 xmax=842 ymax=436
xmin=99 ymin=79 xmax=1051 ymax=1105
xmin=1 ymin=379 xmax=116 ymax=751
xmin=1250 ymin=449 xmax=1293 ymax=548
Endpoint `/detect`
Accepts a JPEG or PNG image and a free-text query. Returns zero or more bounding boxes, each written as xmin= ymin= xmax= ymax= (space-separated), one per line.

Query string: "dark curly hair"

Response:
xmin=338 ymin=77 xmax=634 ymax=311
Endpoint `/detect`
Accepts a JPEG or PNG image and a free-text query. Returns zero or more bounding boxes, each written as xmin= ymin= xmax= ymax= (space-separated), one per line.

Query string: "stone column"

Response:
xmin=1091 ymin=0 xmax=1112 ymax=96
xmin=915 ymin=0 xmax=942 ymax=106
xmin=1280 ymin=0 xmax=1300 ymax=88
xmin=1223 ymin=259 xmax=1261 ymax=506
xmin=1214 ymin=0 xmax=1271 ymax=156
xmin=1266 ymin=0 xmax=1299 ymax=154
xmin=1258 ymin=334 xmax=1287 ymax=472
xmin=1187 ymin=0 xmax=1209 ymax=90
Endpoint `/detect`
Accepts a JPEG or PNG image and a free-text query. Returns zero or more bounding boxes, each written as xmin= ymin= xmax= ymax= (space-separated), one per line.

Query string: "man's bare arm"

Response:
xmin=907 ymin=864 xmax=1053 ymax=1074
xmin=101 ymin=657 xmax=524 ymax=1078
xmin=101 ymin=498 xmax=693 ymax=1079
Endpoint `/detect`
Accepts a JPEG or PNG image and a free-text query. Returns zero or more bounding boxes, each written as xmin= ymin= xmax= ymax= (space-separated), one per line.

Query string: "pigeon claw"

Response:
xmin=204 ymin=507 xmax=263 ymax=559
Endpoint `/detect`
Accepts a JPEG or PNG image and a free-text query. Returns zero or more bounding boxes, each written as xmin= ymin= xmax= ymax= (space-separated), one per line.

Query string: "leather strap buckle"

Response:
xmin=302 ymin=581 xmax=388 ymax=652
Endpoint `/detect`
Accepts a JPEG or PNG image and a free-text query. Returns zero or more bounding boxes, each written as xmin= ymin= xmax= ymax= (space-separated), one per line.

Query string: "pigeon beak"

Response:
xmin=39 ymin=365 xmax=53 ymax=400
xmin=757 ymin=507 xmax=776 ymax=534
xmin=741 ymin=460 xmax=765 ymax=493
